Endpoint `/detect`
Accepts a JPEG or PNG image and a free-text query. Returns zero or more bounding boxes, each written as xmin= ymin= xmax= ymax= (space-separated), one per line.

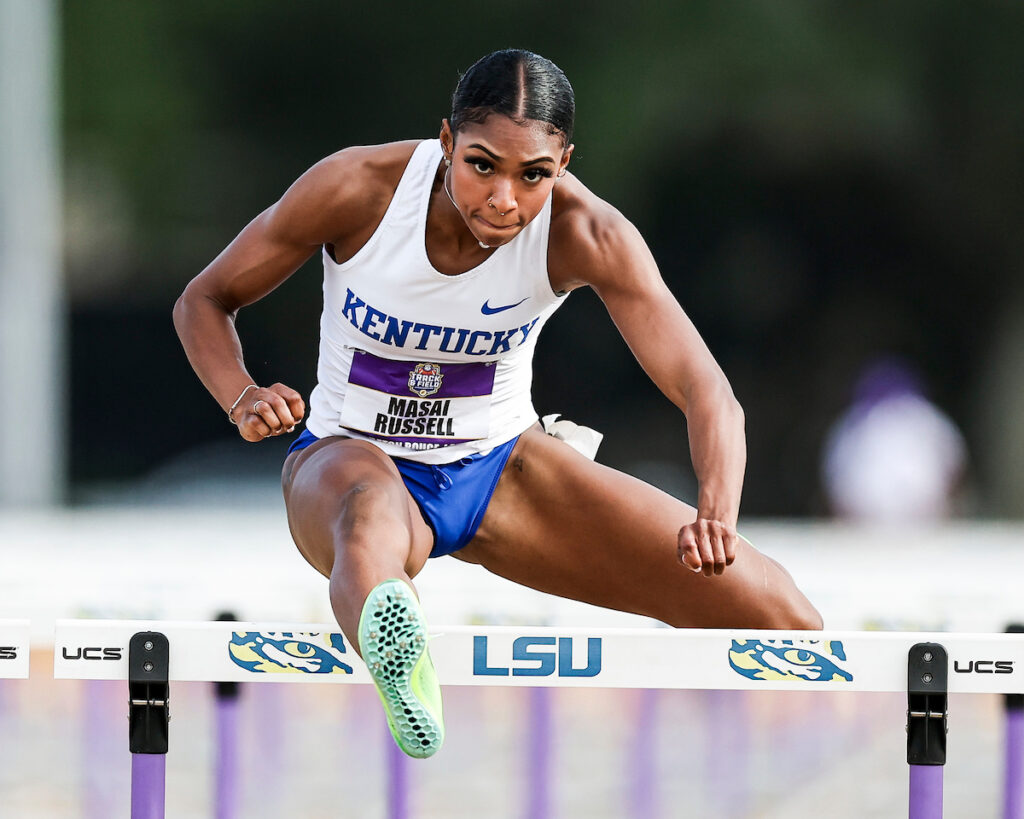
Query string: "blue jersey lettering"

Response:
xmin=339 ymin=287 xmax=540 ymax=357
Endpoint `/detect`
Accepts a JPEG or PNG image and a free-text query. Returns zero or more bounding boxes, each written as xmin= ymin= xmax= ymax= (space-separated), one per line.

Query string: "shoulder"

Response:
xmin=301 ymin=140 xmax=421 ymax=199
xmin=547 ymin=174 xmax=652 ymax=294
xmin=270 ymin=140 xmax=423 ymax=247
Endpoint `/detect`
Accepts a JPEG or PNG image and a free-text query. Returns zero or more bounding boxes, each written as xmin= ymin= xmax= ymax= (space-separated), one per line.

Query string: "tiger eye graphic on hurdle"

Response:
xmin=729 ymin=639 xmax=854 ymax=682
xmin=228 ymin=632 xmax=353 ymax=675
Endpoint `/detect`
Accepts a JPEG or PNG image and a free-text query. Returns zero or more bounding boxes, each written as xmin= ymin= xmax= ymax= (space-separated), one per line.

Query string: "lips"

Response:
xmin=477 ymin=216 xmax=519 ymax=231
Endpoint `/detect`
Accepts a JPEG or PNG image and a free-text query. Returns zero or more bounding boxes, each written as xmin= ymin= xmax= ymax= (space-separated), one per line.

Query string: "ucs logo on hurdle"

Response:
xmin=729 ymin=638 xmax=854 ymax=682
xmin=61 ymin=646 xmax=122 ymax=661
xmin=228 ymin=632 xmax=353 ymax=675
xmin=0 ymin=647 xmax=18 ymax=660
xmin=473 ymin=636 xmax=602 ymax=677
xmin=954 ymin=659 xmax=1014 ymax=674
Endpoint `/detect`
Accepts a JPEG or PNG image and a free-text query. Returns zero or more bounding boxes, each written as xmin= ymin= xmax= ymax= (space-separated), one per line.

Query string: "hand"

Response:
xmin=235 ymin=383 xmax=305 ymax=442
xmin=677 ymin=518 xmax=737 ymax=577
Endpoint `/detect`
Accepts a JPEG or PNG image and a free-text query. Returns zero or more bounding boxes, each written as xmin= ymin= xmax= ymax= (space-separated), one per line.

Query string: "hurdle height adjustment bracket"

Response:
xmin=907 ymin=642 xmax=947 ymax=765
xmin=129 ymin=632 xmax=170 ymax=754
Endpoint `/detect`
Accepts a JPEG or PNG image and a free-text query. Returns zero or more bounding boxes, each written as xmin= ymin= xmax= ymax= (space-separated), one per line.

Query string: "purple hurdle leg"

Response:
xmin=215 ymin=683 xmax=241 ymax=819
xmin=1004 ymin=625 xmax=1024 ymax=819
xmin=214 ymin=612 xmax=241 ymax=819
xmin=907 ymin=643 xmax=947 ymax=819
xmin=909 ymin=765 xmax=943 ymax=819
xmin=131 ymin=753 xmax=166 ymax=819
xmin=526 ymin=687 xmax=553 ymax=819
xmin=84 ymin=680 xmax=120 ymax=819
xmin=128 ymin=632 xmax=170 ymax=819
xmin=629 ymin=688 xmax=658 ymax=819
xmin=1004 ymin=700 xmax=1024 ymax=819
xmin=387 ymin=727 xmax=410 ymax=819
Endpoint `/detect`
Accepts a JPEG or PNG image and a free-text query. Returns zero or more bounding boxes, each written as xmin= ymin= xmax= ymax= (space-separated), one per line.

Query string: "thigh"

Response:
xmin=460 ymin=427 xmax=818 ymax=629
xmin=281 ymin=436 xmax=435 ymax=579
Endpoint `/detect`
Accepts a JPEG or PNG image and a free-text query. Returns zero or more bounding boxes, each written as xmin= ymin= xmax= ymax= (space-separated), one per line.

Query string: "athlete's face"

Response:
xmin=440 ymin=115 xmax=573 ymax=248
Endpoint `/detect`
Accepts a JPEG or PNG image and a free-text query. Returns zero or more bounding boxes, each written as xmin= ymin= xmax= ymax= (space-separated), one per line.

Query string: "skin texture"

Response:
xmin=174 ymin=113 xmax=822 ymax=656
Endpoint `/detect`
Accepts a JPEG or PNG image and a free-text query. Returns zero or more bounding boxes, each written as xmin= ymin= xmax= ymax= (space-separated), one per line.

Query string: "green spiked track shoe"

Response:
xmin=358 ymin=579 xmax=444 ymax=758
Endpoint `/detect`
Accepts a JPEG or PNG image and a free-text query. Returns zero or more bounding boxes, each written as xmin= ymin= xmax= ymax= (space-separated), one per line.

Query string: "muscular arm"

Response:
xmin=173 ymin=143 xmax=415 ymax=439
xmin=550 ymin=188 xmax=745 ymax=574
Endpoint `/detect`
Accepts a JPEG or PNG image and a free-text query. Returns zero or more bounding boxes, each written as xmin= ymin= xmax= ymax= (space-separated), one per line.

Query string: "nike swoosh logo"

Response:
xmin=481 ymin=297 xmax=528 ymax=315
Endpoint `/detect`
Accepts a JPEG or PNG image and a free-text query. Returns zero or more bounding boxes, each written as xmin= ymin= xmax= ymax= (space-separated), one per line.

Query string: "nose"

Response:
xmin=489 ymin=179 xmax=516 ymax=216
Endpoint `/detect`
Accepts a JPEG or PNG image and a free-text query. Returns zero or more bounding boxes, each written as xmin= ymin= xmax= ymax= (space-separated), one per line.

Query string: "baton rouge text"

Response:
xmin=342 ymin=289 xmax=540 ymax=356
xmin=473 ymin=636 xmax=602 ymax=677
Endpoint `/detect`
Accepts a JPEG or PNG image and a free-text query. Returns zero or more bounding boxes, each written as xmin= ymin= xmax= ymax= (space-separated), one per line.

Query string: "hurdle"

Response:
xmin=1005 ymin=624 xmax=1024 ymax=819
xmin=0 ymin=620 xmax=30 ymax=680
xmin=53 ymin=619 xmax=1024 ymax=819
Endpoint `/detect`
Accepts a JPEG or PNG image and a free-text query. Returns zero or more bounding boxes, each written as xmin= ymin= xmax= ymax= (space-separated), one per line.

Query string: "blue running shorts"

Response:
xmin=287 ymin=428 xmax=518 ymax=557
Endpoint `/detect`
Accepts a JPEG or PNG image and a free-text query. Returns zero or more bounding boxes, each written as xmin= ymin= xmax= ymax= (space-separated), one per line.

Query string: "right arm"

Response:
xmin=173 ymin=143 xmax=412 ymax=441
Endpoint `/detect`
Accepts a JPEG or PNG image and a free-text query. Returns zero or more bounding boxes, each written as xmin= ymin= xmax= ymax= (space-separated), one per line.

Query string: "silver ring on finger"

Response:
xmin=253 ymin=400 xmax=268 ymax=413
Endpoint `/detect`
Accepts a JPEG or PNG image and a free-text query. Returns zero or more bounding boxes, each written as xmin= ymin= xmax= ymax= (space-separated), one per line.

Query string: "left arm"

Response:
xmin=551 ymin=196 xmax=745 ymax=576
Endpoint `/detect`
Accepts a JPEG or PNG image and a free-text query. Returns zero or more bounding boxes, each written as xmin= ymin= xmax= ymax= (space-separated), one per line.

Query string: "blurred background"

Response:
xmin=3 ymin=0 xmax=1023 ymax=515
xmin=3 ymin=1 xmax=1024 ymax=817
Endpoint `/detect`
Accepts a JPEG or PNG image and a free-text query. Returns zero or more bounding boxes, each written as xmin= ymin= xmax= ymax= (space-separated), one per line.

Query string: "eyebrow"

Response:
xmin=467 ymin=143 xmax=556 ymax=166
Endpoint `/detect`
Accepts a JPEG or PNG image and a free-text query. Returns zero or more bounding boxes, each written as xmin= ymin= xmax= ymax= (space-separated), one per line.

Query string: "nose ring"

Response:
xmin=488 ymin=196 xmax=506 ymax=217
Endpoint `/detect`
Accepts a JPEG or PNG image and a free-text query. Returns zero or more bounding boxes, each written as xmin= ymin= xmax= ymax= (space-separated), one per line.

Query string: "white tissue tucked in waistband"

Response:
xmin=540 ymin=414 xmax=603 ymax=461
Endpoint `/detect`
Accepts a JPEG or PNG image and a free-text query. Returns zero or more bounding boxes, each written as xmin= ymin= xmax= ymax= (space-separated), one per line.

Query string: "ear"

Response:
xmin=557 ymin=143 xmax=575 ymax=178
xmin=439 ymin=119 xmax=455 ymax=160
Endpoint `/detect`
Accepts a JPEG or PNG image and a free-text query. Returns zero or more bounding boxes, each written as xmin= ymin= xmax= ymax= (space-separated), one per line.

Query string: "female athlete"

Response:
xmin=174 ymin=49 xmax=821 ymax=759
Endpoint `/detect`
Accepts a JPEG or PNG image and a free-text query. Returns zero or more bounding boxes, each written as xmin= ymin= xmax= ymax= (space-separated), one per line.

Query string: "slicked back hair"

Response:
xmin=450 ymin=49 xmax=575 ymax=146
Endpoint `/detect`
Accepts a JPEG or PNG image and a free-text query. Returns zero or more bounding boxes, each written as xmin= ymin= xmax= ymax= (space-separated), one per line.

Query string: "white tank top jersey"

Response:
xmin=305 ymin=139 xmax=569 ymax=464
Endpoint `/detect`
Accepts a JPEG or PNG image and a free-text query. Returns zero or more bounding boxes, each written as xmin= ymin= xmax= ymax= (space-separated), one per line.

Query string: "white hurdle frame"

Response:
xmin=52 ymin=619 xmax=1024 ymax=819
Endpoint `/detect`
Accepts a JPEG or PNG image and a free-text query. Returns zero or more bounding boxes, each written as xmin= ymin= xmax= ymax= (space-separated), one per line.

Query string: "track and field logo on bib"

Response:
xmin=408 ymin=363 xmax=443 ymax=397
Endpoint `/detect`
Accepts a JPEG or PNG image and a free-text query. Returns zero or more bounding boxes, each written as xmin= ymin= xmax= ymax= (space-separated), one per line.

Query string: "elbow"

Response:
xmin=687 ymin=375 xmax=743 ymax=427
xmin=172 ymin=281 xmax=234 ymax=336
xmin=728 ymin=391 xmax=744 ymax=431
xmin=172 ymin=281 xmax=210 ymax=338
xmin=709 ymin=370 xmax=744 ymax=429
xmin=172 ymin=287 xmax=192 ymax=335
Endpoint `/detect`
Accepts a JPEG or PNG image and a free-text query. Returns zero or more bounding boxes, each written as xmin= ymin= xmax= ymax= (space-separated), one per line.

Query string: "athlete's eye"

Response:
xmin=523 ymin=168 xmax=553 ymax=183
xmin=467 ymin=158 xmax=493 ymax=174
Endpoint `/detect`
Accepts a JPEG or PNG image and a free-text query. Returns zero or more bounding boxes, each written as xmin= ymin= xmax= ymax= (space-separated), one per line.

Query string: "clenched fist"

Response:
xmin=232 ymin=383 xmax=306 ymax=442
xmin=677 ymin=518 xmax=737 ymax=577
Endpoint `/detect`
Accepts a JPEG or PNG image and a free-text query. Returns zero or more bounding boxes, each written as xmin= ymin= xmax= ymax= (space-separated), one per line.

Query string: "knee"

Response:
xmin=755 ymin=556 xmax=823 ymax=630
xmin=335 ymin=481 xmax=402 ymax=539
xmin=800 ymin=604 xmax=824 ymax=631
xmin=768 ymin=595 xmax=824 ymax=631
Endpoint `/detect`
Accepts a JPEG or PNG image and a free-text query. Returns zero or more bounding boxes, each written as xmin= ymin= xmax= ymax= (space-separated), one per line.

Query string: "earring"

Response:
xmin=557 ymin=170 xmax=566 ymax=178
xmin=444 ymin=158 xmax=452 ymax=167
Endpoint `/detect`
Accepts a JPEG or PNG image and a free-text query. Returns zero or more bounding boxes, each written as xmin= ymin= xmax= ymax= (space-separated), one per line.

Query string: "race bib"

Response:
xmin=338 ymin=351 xmax=495 ymax=449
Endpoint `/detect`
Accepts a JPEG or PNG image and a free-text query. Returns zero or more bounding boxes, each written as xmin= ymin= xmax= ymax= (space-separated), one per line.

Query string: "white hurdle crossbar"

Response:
xmin=52 ymin=620 xmax=1024 ymax=819
xmin=52 ymin=619 xmax=1024 ymax=692
xmin=0 ymin=619 xmax=30 ymax=679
